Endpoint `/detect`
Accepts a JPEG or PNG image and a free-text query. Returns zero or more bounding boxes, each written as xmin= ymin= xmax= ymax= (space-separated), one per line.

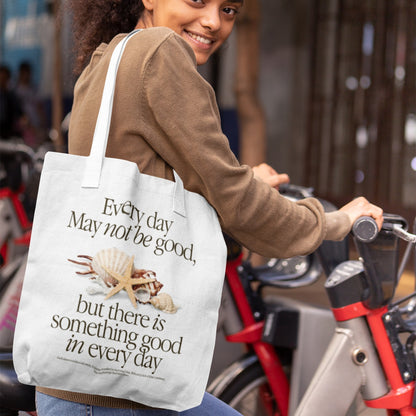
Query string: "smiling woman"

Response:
xmin=36 ymin=0 xmax=383 ymax=414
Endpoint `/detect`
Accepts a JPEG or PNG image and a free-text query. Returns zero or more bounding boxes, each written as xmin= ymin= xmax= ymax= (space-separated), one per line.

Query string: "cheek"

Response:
xmin=218 ymin=23 xmax=234 ymax=46
xmin=223 ymin=22 xmax=235 ymax=38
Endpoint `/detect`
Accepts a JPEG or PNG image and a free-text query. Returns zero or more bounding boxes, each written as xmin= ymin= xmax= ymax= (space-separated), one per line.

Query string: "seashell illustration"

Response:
xmin=149 ymin=293 xmax=178 ymax=314
xmin=68 ymin=249 xmax=161 ymax=302
xmin=135 ymin=288 xmax=151 ymax=303
xmin=69 ymin=248 xmax=136 ymax=288
xmin=91 ymin=248 xmax=133 ymax=287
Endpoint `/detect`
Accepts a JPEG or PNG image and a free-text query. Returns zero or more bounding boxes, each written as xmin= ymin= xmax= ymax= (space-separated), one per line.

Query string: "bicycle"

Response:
xmin=209 ymin=198 xmax=416 ymax=415
xmin=0 ymin=140 xmax=45 ymax=347
xmin=0 ymin=140 xmax=47 ymax=416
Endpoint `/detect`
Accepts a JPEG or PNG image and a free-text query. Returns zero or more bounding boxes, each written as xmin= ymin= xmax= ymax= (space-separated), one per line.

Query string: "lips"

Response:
xmin=184 ymin=30 xmax=214 ymax=48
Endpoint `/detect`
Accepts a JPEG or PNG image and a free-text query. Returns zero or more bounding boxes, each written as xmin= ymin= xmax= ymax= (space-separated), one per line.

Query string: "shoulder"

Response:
xmin=125 ymin=27 xmax=197 ymax=67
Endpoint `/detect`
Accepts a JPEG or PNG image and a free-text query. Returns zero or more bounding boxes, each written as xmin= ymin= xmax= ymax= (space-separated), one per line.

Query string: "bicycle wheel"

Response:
xmin=218 ymin=362 xmax=280 ymax=416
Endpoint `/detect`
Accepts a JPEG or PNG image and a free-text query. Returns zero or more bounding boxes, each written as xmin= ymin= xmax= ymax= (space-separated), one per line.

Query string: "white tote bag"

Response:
xmin=13 ymin=30 xmax=226 ymax=411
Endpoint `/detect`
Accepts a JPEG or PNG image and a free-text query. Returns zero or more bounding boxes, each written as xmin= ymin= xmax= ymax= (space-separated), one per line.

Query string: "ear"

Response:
xmin=142 ymin=0 xmax=155 ymax=12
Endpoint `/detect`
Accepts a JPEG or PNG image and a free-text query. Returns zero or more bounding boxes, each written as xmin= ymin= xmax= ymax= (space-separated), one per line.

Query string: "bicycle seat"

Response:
xmin=254 ymin=254 xmax=323 ymax=288
xmin=0 ymin=348 xmax=35 ymax=411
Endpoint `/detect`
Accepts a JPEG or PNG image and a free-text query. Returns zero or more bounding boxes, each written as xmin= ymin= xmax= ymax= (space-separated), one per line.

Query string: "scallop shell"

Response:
xmin=135 ymin=288 xmax=151 ymax=303
xmin=92 ymin=248 xmax=132 ymax=287
xmin=149 ymin=293 xmax=178 ymax=314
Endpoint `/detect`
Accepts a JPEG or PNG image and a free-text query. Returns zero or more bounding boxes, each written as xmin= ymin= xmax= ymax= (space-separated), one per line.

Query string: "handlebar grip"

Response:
xmin=352 ymin=216 xmax=379 ymax=243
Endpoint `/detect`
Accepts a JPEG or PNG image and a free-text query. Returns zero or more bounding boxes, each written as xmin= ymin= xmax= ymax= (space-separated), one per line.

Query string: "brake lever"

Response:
xmin=392 ymin=225 xmax=416 ymax=244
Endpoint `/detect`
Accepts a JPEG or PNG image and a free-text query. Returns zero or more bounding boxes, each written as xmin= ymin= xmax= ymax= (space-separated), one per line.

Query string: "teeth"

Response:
xmin=188 ymin=32 xmax=212 ymax=45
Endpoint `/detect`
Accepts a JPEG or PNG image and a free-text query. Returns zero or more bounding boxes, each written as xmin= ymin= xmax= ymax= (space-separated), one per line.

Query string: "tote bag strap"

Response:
xmin=81 ymin=30 xmax=186 ymax=217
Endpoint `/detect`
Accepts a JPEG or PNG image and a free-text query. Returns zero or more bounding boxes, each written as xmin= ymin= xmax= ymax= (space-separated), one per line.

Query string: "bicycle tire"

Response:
xmin=217 ymin=362 xmax=280 ymax=416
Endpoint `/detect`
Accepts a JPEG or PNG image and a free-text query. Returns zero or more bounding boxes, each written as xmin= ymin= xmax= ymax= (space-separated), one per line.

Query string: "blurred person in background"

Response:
xmin=14 ymin=61 xmax=46 ymax=148
xmin=0 ymin=64 xmax=23 ymax=191
xmin=0 ymin=64 xmax=22 ymax=139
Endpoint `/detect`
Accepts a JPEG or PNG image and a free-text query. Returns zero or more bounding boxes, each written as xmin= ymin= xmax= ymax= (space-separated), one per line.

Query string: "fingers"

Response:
xmin=354 ymin=197 xmax=384 ymax=229
xmin=275 ymin=173 xmax=290 ymax=186
xmin=252 ymin=163 xmax=290 ymax=189
xmin=267 ymin=173 xmax=290 ymax=189
xmin=339 ymin=197 xmax=384 ymax=230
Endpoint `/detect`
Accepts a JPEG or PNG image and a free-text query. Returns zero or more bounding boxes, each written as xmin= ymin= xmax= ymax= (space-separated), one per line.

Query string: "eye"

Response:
xmin=222 ymin=6 xmax=240 ymax=16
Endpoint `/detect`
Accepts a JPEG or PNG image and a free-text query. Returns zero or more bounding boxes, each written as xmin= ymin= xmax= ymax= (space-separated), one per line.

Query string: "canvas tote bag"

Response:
xmin=13 ymin=30 xmax=227 ymax=411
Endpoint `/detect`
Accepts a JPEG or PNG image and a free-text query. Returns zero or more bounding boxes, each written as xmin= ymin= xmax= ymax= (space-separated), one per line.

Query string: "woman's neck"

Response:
xmin=135 ymin=10 xmax=154 ymax=29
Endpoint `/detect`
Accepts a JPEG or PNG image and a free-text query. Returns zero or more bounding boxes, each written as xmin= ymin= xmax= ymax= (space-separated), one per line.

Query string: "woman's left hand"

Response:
xmin=252 ymin=163 xmax=290 ymax=190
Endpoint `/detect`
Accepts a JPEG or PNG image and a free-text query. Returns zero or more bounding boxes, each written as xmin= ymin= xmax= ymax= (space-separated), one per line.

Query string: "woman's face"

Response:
xmin=137 ymin=0 xmax=243 ymax=65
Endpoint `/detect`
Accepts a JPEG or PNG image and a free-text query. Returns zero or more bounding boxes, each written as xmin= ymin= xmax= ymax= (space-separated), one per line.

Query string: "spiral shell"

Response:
xmin=131 ymin=269 xmax=162 ymax=296
xmin=149 ymin=293 xmax=178 ymax=314
xmin=92 ymin=248 xmax=132 ymax=287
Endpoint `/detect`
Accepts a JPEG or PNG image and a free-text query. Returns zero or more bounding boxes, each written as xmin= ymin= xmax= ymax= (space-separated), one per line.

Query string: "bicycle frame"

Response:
xmin=224 ymin=254 xmax=290 ymax=416
xmin=218 ymin=255 xmax=334 ymax=416
xmin=0 ymin=186 xmax=32 ymax=343
xmin=0 ymin=187 xmax=32 ymax=347
xmin=0 ymin=187 xmax=31 ymax=265
xmin=0 ymin=141 xmax=39 ymax=348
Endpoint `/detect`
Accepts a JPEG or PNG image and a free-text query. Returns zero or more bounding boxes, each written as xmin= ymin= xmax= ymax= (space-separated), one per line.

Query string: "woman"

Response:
xmin=36 ymin=0 xmax=383 ymax=414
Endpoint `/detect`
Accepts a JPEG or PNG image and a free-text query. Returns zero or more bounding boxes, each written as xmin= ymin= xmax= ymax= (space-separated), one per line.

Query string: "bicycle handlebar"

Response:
xmin=352 ymin=214 xmax=416 ymax=244
xmin=352 ymin=216 xmax=379 ymax=243
xmin=350 ymin=214 xmax=415 ymax=308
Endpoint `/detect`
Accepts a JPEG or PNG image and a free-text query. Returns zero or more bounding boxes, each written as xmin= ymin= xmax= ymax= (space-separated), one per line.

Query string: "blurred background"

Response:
xmin=1 ymin=0 xmax=415 ymax=219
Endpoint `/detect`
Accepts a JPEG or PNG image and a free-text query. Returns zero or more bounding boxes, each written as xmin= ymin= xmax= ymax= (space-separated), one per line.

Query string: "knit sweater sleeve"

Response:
xmin=138 ymin=30 xmax=350 ymax=258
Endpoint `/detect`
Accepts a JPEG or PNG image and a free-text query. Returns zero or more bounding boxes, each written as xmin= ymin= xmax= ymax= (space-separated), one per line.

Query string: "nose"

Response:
xmin=200 ymin=5 xmax=221 ymax=32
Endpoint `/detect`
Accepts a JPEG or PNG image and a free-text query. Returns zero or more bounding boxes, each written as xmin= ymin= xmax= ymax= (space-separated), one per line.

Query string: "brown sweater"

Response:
xmin=38 ymin=27 xmax=350 ymax=408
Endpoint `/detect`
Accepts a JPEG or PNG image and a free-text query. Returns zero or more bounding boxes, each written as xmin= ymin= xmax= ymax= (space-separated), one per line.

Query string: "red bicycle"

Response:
xmin=0 ymin=140 xmax=44 ymax=415
xmin=0 ymin=140 xmax=47 ymax=348
xmin=209 ymin=186 xmax=416 ymax=416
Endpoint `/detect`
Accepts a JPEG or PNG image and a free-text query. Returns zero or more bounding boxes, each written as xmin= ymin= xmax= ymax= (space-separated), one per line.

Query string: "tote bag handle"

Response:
xmin=81 ymin=30 xmax=186 ymax=217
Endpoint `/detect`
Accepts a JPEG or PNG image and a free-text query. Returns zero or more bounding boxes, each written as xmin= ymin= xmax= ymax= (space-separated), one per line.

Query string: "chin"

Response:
xmin=195 ymin=55 xmax=210 ymax=66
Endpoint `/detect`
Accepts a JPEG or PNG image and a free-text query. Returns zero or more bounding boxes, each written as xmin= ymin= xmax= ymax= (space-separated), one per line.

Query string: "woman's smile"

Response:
xmin=184 ymin=30 xmax=215 ymax=49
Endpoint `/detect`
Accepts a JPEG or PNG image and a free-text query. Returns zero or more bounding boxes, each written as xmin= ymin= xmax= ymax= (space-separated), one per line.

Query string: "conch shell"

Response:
xmin=149 ymin=293 xmax=178 ymax=314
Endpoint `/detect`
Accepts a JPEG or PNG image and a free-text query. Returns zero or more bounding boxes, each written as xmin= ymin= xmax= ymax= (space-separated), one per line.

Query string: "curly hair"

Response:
xmin=68 ymin=0 xmax=144 ymax=74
